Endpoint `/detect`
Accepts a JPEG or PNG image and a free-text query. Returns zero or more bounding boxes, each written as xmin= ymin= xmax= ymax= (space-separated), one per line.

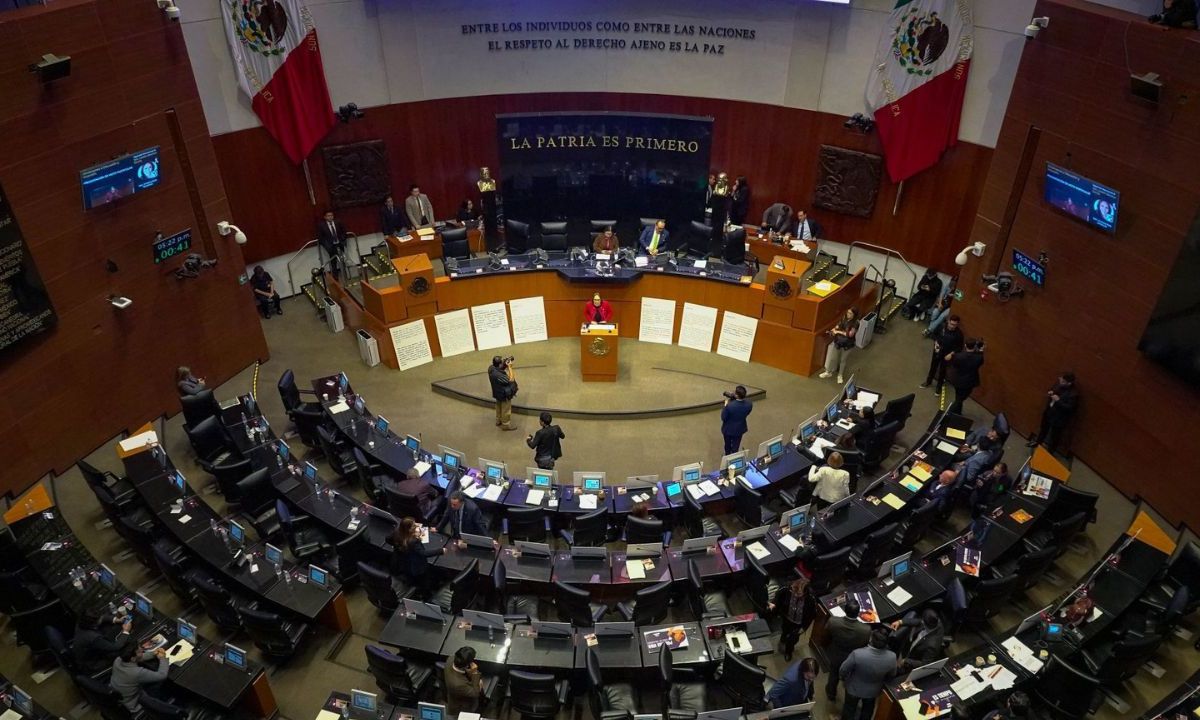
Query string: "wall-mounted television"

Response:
xmin=1044 ymin=162 xmax=1119 ymax=233
xmin=1012 ymin=249 xmax=1045 ymax=287
xmin=80 ymin=146 xmax=161 ymax=210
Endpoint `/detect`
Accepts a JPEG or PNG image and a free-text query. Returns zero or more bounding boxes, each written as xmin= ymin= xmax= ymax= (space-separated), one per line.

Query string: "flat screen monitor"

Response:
xmin=9 ymin=686 xmax=32 ymax=717
xmin=1043 ymin=621 xmax=1064 ymax=641
xmin=308 ymin=565 xmax=329 ymax=587
xmin=176 ymin=618 xmax=197 ymax=644
xmin=438 ymin=446 xmax=465 ymax=471
xmin=673 ymin=463 xmax=703 ymax=483
xmin=403 ymin=598 xmax=445 ymax=623
xmin=664 ymin=481 xmax=682 ymax=498
xmin=798 ymin=417 xmax=818 ymax=443
xmin=374 ymin=416 xmax=389 ymax=435
xmin=170 ymin=471 xmax=185 ymax=492
xmin=1016 ymin=605 xmax=1053 ymax=636
xmin=626 ymin=542 xmax=663 ymax=558
xmin=720 ymin=451 xmax=747 ymax=474
xmin=531 ymin=620 xmax=573 ymax=638
xmin=97 ymin=563 xmax=115 ymax=588
xmin=1012 ymin=248 xmax=1045 ymax=287
xmin=905 ymin=657 xmax=947 ymax=684
xmin=350 ymin=690 xmax=377 ymax=713
xmin=768 ymin=703 xmax=815 ymax=720
xmin=353 ymin=396 xmax=365 ymax=415
xmin=593 ymin=621 xmax=635 ymax=637
xmin=737 ymin=525 xmax=770 ymax=543
xmin=781 ymin=507 xmax=808 ymax=533
xmin=417 ymin=703 xmax=445 ymax=720
xmin=338 ymin=373 xmax=349 ymax=393
xmin=224 ymin=643 xmax=248 ymax=670
xmin=574 ymin=471 xmax=605 ymax=491
xmin=758 ymin=435 xmax=785 ymax=460
xmin=404 ymin=435 xmax=421 ymax=452
xmin=80 ymin=146 xmax=161 ymax=210
xmin=823 ymin=496 xmax=852 ymax=516
xmin=228 ymin=520 xmax=245 ymax=544
xmin=528 ymin=469 xmax=557 ymax=488
xmin=825 ymin=403 xmax=839 ymax=423
xmin=843 ymin=378 xmax=857 ymax=401
xmin=462 ymin=609 xmax=507 ymax=633
xmin=878 ymin=552 xmax=913 ymax=580
xmin=1044 ymin=162 xmax=1119 ymax=233
xmin=303 ymin=462 xmax=318 ymax=482
xmin=277 ymin=440 xmax=290 ymax=462
xmin=264 ymin=543 xmax=283 ymax=566
xmin=134 ymin=592 xmax=152 ymax=619
xmin=479 ymin=458 xmax=506 ymax=483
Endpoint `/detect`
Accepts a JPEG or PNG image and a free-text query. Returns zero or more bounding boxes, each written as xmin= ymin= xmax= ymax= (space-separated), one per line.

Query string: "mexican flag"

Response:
xmin=222 ymin=0 xmax=336 ymax=164
xmin=866 ymin=0 xmax=974 ymax=183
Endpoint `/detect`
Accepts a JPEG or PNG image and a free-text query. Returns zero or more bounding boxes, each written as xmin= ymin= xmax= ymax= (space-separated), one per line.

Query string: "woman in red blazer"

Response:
xmin=582 ymin=292 xmax=613 ymax=325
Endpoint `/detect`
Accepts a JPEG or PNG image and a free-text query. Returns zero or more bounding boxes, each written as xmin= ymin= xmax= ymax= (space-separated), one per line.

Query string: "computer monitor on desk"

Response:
xmin=780 ymin=506 xmax=812 ymax=536
xmin=516 ymin=540 xmax=552 ymax=558
xmin=373 ymin=416 xmax=389 ymax=435
xmin=228 ymin=520 xmax=245 ymax=545
xmin=825 ymin=402 xmax=839 ymax=423
xmin=905 ymin=658 xmax=947 ymax=684
xmin=308 ymin=565 xmax=329 ymax=588
xmin=350 ymin=690 xmax=377 ymax=716
xmin=573 ymin=471 xmax=606 ymax=492
xmin=878 ymin=552 xmax=913 ymax=581
xmin=98 ymin=563 xmax=115 ymax=589
xmin=571 ymin=546 xmax=608 ymax=561
xmin=9 ymin=685 xmax=32 ymax=716
xmin=593 ymin=621 xmax=635 ymax=638
xmin=404 ymin=434 xmax=421 ymax=454
xmin=531 ymin=620 xmax=573 ymax=639
xmin=437 ymin=446 xmax=466 ymax=475
xmin=697 ymin=708 xmax=743 ymax=720
xmin=794 ymin=415 xmax=818 ymax=446
xmin=403 ymin=598 xmax=445 ymax=623
xmin=176 ymin=618 xmax=197 ymax=645
xmin=528 ymin=468 xmax=557 ymax=488
xmin=737 ymin=525 xmax=771 ymax=544
xmin=264 ymin=543 xmax=284 ymax=566
xmin=276 ymin=440 xmax=290 ymax=463
xmin=417 ymin=703 xmax=445 ymax=720
xmin=134 ymin=592 xmax=153 ymax=619
xmin=170 ymin=471 xmax=186 ymax=494
xmin=757 ymin=435 xmax=785 ymax=462
xmin=663 ymin=480 xmax=683 ymax=500
xmin=224 ymin=643 xmax=248 ymax=671
xmin=303 ymin=462 xmax=318 ymax=483
xmin=479 ymin=458 xmax=507 ymax=484
xmin=673 ymin=463 xmax=703 ymax=484
xmin=822 ymin=496 xmax=853 ymax=519
xmin=720 ymin=451 xmax=747 ymax=475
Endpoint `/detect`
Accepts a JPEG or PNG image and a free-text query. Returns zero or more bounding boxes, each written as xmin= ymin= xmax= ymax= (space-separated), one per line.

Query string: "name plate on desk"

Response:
xmin=586 ymin=323 xmax=616 ymax=332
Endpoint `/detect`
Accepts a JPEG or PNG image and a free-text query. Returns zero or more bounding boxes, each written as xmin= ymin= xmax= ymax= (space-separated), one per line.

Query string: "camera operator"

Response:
xmin=488 ymin=355 xmax=518 ymax=431
xmin=946 ymin=337 xmax=985 ymax=415
xmin=720 ymin=385 xmax=753 ymax=454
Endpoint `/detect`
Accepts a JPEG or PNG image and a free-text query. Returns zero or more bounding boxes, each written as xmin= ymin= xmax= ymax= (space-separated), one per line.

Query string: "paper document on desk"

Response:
xmin=119 ymin=430 xmax=159 ymax=454
xmin=578 ymin=494 xmax=598 ymax=510
xmin=836 ymin=418 xmax=855 ymax=430
xmin=167 ymin=639 xmax=194 ymax=665
xmin=882 ymin=493 xmax=906 ymax=510
xmin=526 ymin=489 xmax=545 ymax=506
xmin=829 ymin=605 xmax=845 ymax=618
xmin=935 ymin=440 xmax=959 ymax=455
xmin=1000 ymin=636 xmax=1043 ymax=673
xmin=316 ymin=710 xmax=341 ymax=720
xmin=1 ymin=709 xmax=23 ymax=720
xmin=686 ymin=484 xmax=706 ymax=501
xmin=945 ymin=427 xmax=966 ymax=440
xmin=987 ymin=665 xmax=1016 ymax=690
xmin=481 ymin=484 xmax=503 ymax=502
xmin=886 ymin=585 xmax=913 ymax=608
xmin=463 ymin=483 xmax=485 ymax=499
xmin=850 ymin=391 xmax=881 ymax=410
xmin=910 ymin=463 xmax=933 ymax=481
xmin=950 ymin=673 xmax=987 ymax=700
xmin=635 ymin=256 xmax=649 ymax=267
xmin=626 ymin=559 xmax=646 ymax=580
xmin=745 ymin=541 xmax=770 ymax=560
xmin=416 ymin=227 xmax=435 ymax=238
xmin=777 ymin=533 xmax=801 ymax=552
xmin=810 ymin=437 xmax=835 ymax=459
xmin=900 ymin=476 xmax=924 ymax=493
xmin=328 ymin=401 xmax=350 ymax=414
xmin=698 ymin=480 xmax=720 ymax=497
xmin=457 ymin=714 xmax=481 ymax=720
xmin=413 ymin=461 xmax=431 ymax=476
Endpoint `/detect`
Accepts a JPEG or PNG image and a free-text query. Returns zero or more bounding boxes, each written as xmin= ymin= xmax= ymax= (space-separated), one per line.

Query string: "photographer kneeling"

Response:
xmin=488 ymin=355 xmax=518 ymax=431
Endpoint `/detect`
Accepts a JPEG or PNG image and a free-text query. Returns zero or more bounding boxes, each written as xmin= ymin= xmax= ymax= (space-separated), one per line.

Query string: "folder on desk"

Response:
xmin=945 ymin=427 xmax=967 ymax=440
xmin=167 ymin=639 xmax=194 ymax=665
xmin=900 ymin=476 xmax=924 ymax=493
xmin=625 ymin=559 xmax=646 ymax=580
xmin=881 ymin=493 xmax=906 ymax=510
xmin=481 ymin=485 xmax=503 ymax=502
xmin=526 ymin=489 xmax=545 ymax=506
xmin=578 ymin=494 xmax=598 ymax=510
xmin=910 ymin=463 xmax=933 ymax=481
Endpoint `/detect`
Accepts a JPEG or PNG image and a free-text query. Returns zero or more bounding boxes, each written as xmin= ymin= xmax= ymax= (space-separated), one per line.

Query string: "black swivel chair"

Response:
xmin=317 ymin=425 xmax=359 ymax=479
xmin=275 ymin=499 xmax=333 ymax=561
xmin=238 ymin=607 xmax=310 ymax=662
xmin=879 ymin=393 xmax=915 ymax=429
xmin=152 ymin=544 xmax=203 ymax=603
xmin=1024 ymin=511 xmax=1089 ymax=558
xmin=617 ymin=580 xmax=671 ymax=625
xmin=1032 ymin=655 xmax=1101 ymax=720
xmin=491 ymin=557 xmax=538 ymax=619
xmin=200 ymin=455 xmax=253 ymax=501
xmin=893 ymin=499 xmax=939 ymax=549
xmin=717 ymin=650 xmax=768 ymax=712
xmin=625 ymin=515 xmax=671 ymax=545
xmin=687 ymin=559 xmax=730 ymax=620
xmin=683 ymin=221 xmax=712 ymax=258
xmin=848 ymin=522 xmax=900 ymax=579
xmin=506 ymin=670 xmax=570 ymax=720
xmin=185 ymin=416 xmax=235 ymax=465
xmin=433 ymin=559 xmax=479 ymax=615
xmin=1081 ymin=632 xmax=1164 ymax=687
xmin=77 ymin=460 xmax=135 ymax=505
xmin=353 ymin=447 xmax=392 ymax=504
xmin=365 ymin=645 xmax=434 ymax=704
xmin=681 ymin=491 xmax=723 ymax=540
xmin=278 ymin=369 xmax=325 ymax=448
xmin=506 ymin=220 xmax=531 ymax=254
xmin=194 ymin=575 xmax=254 ymax=632
xmin=441 ymin=227 xmax=471 ymax=259
xmin=558 ymin=507 xmax=609 ymax=546
xmin=861 ymin=420 xmax=902 ymax=471
xmin=721 ymin=226 xmax=746 ymax=264
xmin=992 ymin=544 xmax=1059 ymax=594
xmin=659 ymin=638 xmax=707 ymax=712
xmin=114 ymin=514 xmax=160 ymax=571
xmin=554 ymin=580 xmax=607 ymax=625
xmin=385 ymin=485 xmax=443 ymax=526
xmin=539 ymin=221 xmax=569 ymax=252
xmin=586 ymin=647 xmax=637 ymax=719
xmin=180 ymin=389 xmax=221 ymax=430
xmin=948 ymin=574 xmax=1021 ymax=632
xmin=1047 ymin=485 xmax=1100 ymax=525
xmin=1141 ymin=541 xmax=1200 ymax=617
xmin=359 ymin=561 xmax=409 ymax=615
xmin=589 ymin=220 xmax=618 ymax=239
xmin=807 ymin=546 xmax=853 ymax=595
xmin=503 ymin=506 xmax=551 ymax=543
xmin=235 ymin=467 xmax=281 ymax=540
xmin=331 ymin=525 xmax=371 ymax=586
xmin=73 ymin=674 xmax=136 ymax=720
xmin=138 ymin=695 xmax=206 ymax=720
xmin=742 ymin=554 xmax=774 ymax=618
xmin=45 ymin=626 xmax=83 ymax=677
xmin=734 ymin=481 xmax=778 ymax=528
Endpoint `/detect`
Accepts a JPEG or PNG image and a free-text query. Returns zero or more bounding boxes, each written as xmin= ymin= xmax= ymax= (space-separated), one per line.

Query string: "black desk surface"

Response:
xmin=172 ymin=646 xmax=262 ymax=708
xmin=667 ymin=547 xmax=731 ymax=581
xmin=610 ymin=483 xmax=677 ymax=515
xmin=436 ymin=541 xmax=499 ymax=576
xmin=816 ymin=498 xmax=878 ymax=547
xmin=378 ymin=613 xmax=452 ymax=656
xmin=748 ymin=447 xmax=813 ymax=489
xmin=638 ymin=621 xmax=709 ymax=667
xmin=575 ymin=629 xmax=644 ymax=670
xmin=701 ymin=615 xmax=774 ymax=663
xmin=866 ymin=564 xmax=946 ymax=620
xmin=611 ymin=551 xmax=672 ymax=586
xmin=498 ymin=546 xmax=554 ymax=584
xmin=721 ymin=535 xmax=786 ymax=573
xmin=505 ymin=625 xmax=578 ymax=673
xmin=443 ymin=621 xmax=515 ymax=671
xmin=501 ymin=482 xmax=553 ymax=511
xmin=263 ymin=570 xmax=338 ymax=618
xmin=552 ymin=552 xmax=612 ymax=585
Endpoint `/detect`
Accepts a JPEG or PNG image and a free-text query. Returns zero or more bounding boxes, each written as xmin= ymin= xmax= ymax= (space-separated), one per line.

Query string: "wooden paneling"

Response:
xmin=0 ymin=0 xmax=268 ymax=498
xmin=956 ymin=0 xmax=1200 ymax=530
xmin=215 ymin=95 xmax=992 ymax=273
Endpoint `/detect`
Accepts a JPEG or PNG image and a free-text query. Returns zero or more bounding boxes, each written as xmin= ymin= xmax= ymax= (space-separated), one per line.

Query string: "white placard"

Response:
xmin=639 ymin=297 xmax=676 ymax=345
xmin=716 ymin=311 xmax=759 ymax=362
xmin=471 ymin=302 xmax=512 ymax=350
xmin=509 ymin=296 xmax=548 ymax=344
xmin=677 ymin=303 xmax=718 ymax=352
xmin=434 ymin=309 xmax=476 ymax=358
xmin=389 ymin=319 xmax=434 ymax=371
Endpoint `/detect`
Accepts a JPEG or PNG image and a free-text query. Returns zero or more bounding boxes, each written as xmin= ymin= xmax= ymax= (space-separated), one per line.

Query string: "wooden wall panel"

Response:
xmin=0 ymin=0 xmax=268 ymax=498
xmin=955 ymin=0 xmax=1200 ymax=530
xmin=215 ymin=94 xmax=992 ymax=273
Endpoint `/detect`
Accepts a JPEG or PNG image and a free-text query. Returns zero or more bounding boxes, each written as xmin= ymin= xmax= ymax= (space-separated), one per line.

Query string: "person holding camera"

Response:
xmin=720 ymin=385 xmax=753 ymax=454
xmin=488 ymin=355 xmax=518 ymax=431
xmin=946 ymin=337 xmax=985 ymax=415
xmin=819 ymin=307 xmax=860 ymax=383
xmin=921 ymin=315 xmax=963 ymax=393
xmin=526 ymin=411 xmax=565 ymax=469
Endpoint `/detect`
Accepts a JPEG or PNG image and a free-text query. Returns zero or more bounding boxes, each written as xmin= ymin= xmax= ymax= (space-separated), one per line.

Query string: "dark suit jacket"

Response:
xmin=720 ymin=398 xmax=753 ymax=437
xmin=72 ymin=624 xmax=130 ymax=674
xmin=380 ymin=204 xmax=406 ymax=236
xmin=316 ymin=219 xmax=347 ymax=255
xmin=439 ymin=499 xmax=488 ymax=537
xmin=488 ymin=364 xmax=514 ymax=401
xmin=767 ymin=660 xmax=816 ymax=708
xmin=826 ymin=615 xmax=871 ymax=668
xmin=947 ymin=350 xmax=985 ymax=391
xmin=638 ymin=225 xmax=670 ymax=253
xmin=527 ymin=425 xmax=565 ymax=461
xmin=392 ymin=537 xmax=441 ymax=580
xmin=794 ymin=217 xmax=823 ymax=240
xmin=895 ymin=617 xmax=946 ymax=672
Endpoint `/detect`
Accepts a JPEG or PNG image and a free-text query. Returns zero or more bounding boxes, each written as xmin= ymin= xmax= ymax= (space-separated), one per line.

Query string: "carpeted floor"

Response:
xmin=2 ymin=294 xmax=1196 ymax=720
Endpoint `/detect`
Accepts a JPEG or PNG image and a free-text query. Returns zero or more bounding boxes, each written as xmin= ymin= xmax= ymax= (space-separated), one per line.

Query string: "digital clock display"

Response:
xmin=1012 ymin=249 xmax=1044 ymax=287
xmin=154 ymin=229 xmax=191 ymax=264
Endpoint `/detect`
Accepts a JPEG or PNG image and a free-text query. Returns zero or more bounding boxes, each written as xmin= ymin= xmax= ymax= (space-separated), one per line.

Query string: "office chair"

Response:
xmin=109 ymin=514 xmax=157 ymax=571
xmin=1139 ymin=585 xmax=1190 ymax=637
xmin=717 ymin=650 xmax=768 ymax=712
xmin=806 ymin=546 xmax=852 ymax=596
xmin=506 ymin=670 xmax=570 ymax=720
xmin=1081 ymin=632 xmax=1164 ymax=686
xmin=553 ymin=580 xmax=607 ymax=625
xmin=491 ymin=557 xmax=538 ymax=619
xmin=681 ymin=491 xmax=723 ymax=540
xmin=879 ymin=394 xmax=915 ymax=429
xmin=893 ymin=499 xmax=939 ymax=549
xmin=734 ymin=481 xmax=778 ymax=528
xmin=151 ymin=544 xmax=203 ymax=604
xmin=385 ymin=485 xmax=442 ymax=526
xmin=947 ymin=574 xmax=1020 ymax=632
xmin=77 ymin=460 xmax=134 ymax=505
xmin=861 ymin=420 xmax=902 ymax=471
xmin=353 ymin=447 xmax=392 ymax=504
xmin=539 ymin=221 xmax=569 ymax=253
xmin=238 ymin=607 xmax=310 ymax=662
xmin=199 ymin=454 xmax=253 ymax=501
xmin=721 ymin=226 xmax=747 ymax=264
xmin=1032 ymin=655 xmax=1101 ymax=719
xmin=586 ymin=647 xmax=638 ymax=719
xmin=640 ymin=217 xmax=664 ymax=231
xmin=589 ymin=219 xmax=618 ymax=235
xmin=275 ymin=499 xmax=333 ymax=561
xmin=848 ymin=522 xmax=900 ymax=579
xmin=558 ymin=507 xmax=609 ymax=546
xmin=1047 ymin=485 xmax=1099 ymax=525
xmin=45 ymin=625 xmax=83 ymax=677
xmin=138 ymin=694 xmax=211 ymax=720
xmin=659 ymin=638 xmax=707 ymax=711
xmin=365 ymin=645 xmax=434 ymax=705
xmin=73 ymin=674 xmax=136 ymax=720
xmin=761 ymin=203 xmax=793 ymax=233
xmin=617 ymin=580 xmax=671 ymax=625
xmin=433 ymin=558 xmax=479 ymax=615
xmin=331 ymin=525 xmax=371 ymax=587
xmin=184 ymin=416 xmax=235 ymax=465
xmin=1024 ymin=511 xmax=1089 ymax=558
xmin=506 ymin=220 xmax=530 ymax=254
xmin=1141 ymin=541 xmax=1200 ymax=617
xmin=234 ymin=467 xmax=281 ymax=539
xmin=193 ymin=575 xmax=254 ymax=632
xmin=358 ymin=561 xmax=409 ymax=615
xmin=742 ymin=554 xmax=774 ymax=618
xmin=180 ymin=389 xmax=221 ymax=430
xmin=279 ymin=369 xmax=325 ymax=448
xmin=625 ymin=515 xmax=671 ymax=545
xmin=316 ymin=425 xmax=359 ymax=479
xmin=992 ymin=544 xmax=1059 ymax=594
xmin=682 ymin=221 xmax=712 ymax=258
xmin=441 ymin=227 xmax=470 ymax=259
xmin=503 ymin=506 xmax=551 ymax=543
xmin=687 ymin=559 xmax=730 ymax=620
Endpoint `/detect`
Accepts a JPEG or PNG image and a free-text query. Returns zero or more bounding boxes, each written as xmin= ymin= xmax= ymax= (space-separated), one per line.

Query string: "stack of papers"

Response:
xmin=413 ymin=460 xmax=431 ymax=476
xmin=416 ymin=227 xmax=436 ymax=238
xmin=526 ymin=489 xmax=545 ymax=505
xmin=119 ymin=430 xmax=159 ymax=454
xmin=481 ymin=485 xmax=503 ymax=502
xmin=777 ymin=534 xmax=802 ymax=552
xmin=579 ymin=494 xmax=598 ymax=510
xmin=900 ymin=476 xmax=925 ymax=492
xmin=910 ymin=464 xmax=933 ymax=481
xmin=745 ymin=542 xmax=770 ymax=560
xmin=686 ymin=484 xmax=706 ymax=500
xmin=697 ymin=480 xmax=720 ymax=496
xmin=810 ymin=437 xmax=836 ymax=459
xmin=935 ymin=440 xmax=960 ymax=455
xmin=849 ymin=391 xmax=881 ymax=410
xmin=945 ymin=427 xmax=967 ymax=440
xmin=1000 ymin=636 xmax=1044 ymax=673
xmin=626 ymin=559 xmax=647 ymax=580
xmin=881 ymin=493 xmax=906 ymax=510
xmin=886 ymin=585 xmax=914 ymax=607
xmin=328 ymin=401 xmax=350 ymax=414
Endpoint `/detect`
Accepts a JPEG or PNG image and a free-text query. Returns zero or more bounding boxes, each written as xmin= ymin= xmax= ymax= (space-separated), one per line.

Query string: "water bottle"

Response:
xmin=284 ymin=569 xmax=292 ymax=586
xmin=274 ymin=562 xmax=282 ymax=579
xmin=275 ymin=453 xmax=283 ymax=469
xmin=314 ymin=481 xmax=321 ymax=497
xmin=210 ymin=519 xmax=219 ymax=534
xmin=327 ymin=488 xmax=336 ymax=505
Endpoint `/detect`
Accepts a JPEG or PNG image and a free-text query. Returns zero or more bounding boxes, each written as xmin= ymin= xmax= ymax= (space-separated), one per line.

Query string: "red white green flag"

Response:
xmin=222 ymin=0 xmax=335 ymax=164
xmin=866 ymin=0 xmax=974 ymax=183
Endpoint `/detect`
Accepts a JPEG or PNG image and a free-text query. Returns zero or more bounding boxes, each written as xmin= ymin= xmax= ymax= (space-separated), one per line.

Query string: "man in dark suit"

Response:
xmin=902 ymin=268 xmax=944 ymax=320
xmin=638 ymin=219 xmax=670 ymax=256
xmin=891 ymin=609 xmax=947 ymax=672
xmin=380 ymin=195 xmax=406 ymax=236
xmin=720 ymin=385 xmax=753 ymax=455
xmin=767 ymin=657 xmax=818 ymax=708
xmin=438 ymin=491 xmax=488 ymax=538
xmin=1027 ymin=371 xmax=1079 ymax=453
xmin=793 ymin=209 xmax=823 ymax=241
xmin=316 ymin=210 xmax=348 ymax=277
xmin=824 ymin=599 xmax=871 ymax=700
xmin=946 ymin=338 xmax=985 ymax=414
xmin=928 ymin=468 xmax=959 ymax=513
xmin=921 ymin=315 xmax=963 ymax=393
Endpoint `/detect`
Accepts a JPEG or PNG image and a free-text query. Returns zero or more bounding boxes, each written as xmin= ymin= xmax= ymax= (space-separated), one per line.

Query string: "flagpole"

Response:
xmin=302 ymin=157 xmax=316 ymax=206
xmin=893 ymin=180 xmax=904 ymax=216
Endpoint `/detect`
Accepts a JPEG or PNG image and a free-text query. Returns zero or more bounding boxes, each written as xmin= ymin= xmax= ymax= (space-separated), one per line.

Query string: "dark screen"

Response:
xmin=497 ymin=112 xmax=712 ymax=241
xmin=1139 ymin=213 xmax=1200 ymax=388
xmin=0 ymin=182 xmax=56 ymax=356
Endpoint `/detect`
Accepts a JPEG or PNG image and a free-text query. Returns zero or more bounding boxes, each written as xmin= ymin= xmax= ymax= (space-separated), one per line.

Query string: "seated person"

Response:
xmin=849 ymin=407 xmax=877 ymax=440
xmin=808 ymin=452 xmax=850 ymax=508
xmin=791 ymin=209 xmax=823 ymax=241
xmin=1149 ymin=0 xmax=1197 ymax=27
xmin=391 ymin=517 xmax=446 ymax=597
xmin=176 ymin=366 xmax=205 ymax=396
xmin=437 ymin=492 xmax=489 ymax=538
xmin=890 ymin=609 xmax=946 ymax=673
xmin=110 ymin=644 xmax=168 ymax=712
xmin=250 ymin=265 xmax=282 ymax=318
xmin=455 ymin=199 xmax=477 ymax=226
xmin=902 ymin=268 xmax=943 ymax=320
xmin=638 ymin=219 xmax=670 ymax=255
xmin=73 ymin=608 xmax=132 ymax=675
xmin=583 ymin=293 xmax=613 ymax=325
xmin=445 ymin=646 xmax=484 ymax=715
xmin=928 ymin=468 xmax=959 ymax=512
xmin=969 ymin=462 xmax=1011 ymax=517
xmin=593 ymin=225 xmax=619 ymax=254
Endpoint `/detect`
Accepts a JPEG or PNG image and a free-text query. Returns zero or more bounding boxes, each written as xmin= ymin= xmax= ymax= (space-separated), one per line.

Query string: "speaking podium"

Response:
xmin=580 ymin=323 xmax=619 ymax=382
